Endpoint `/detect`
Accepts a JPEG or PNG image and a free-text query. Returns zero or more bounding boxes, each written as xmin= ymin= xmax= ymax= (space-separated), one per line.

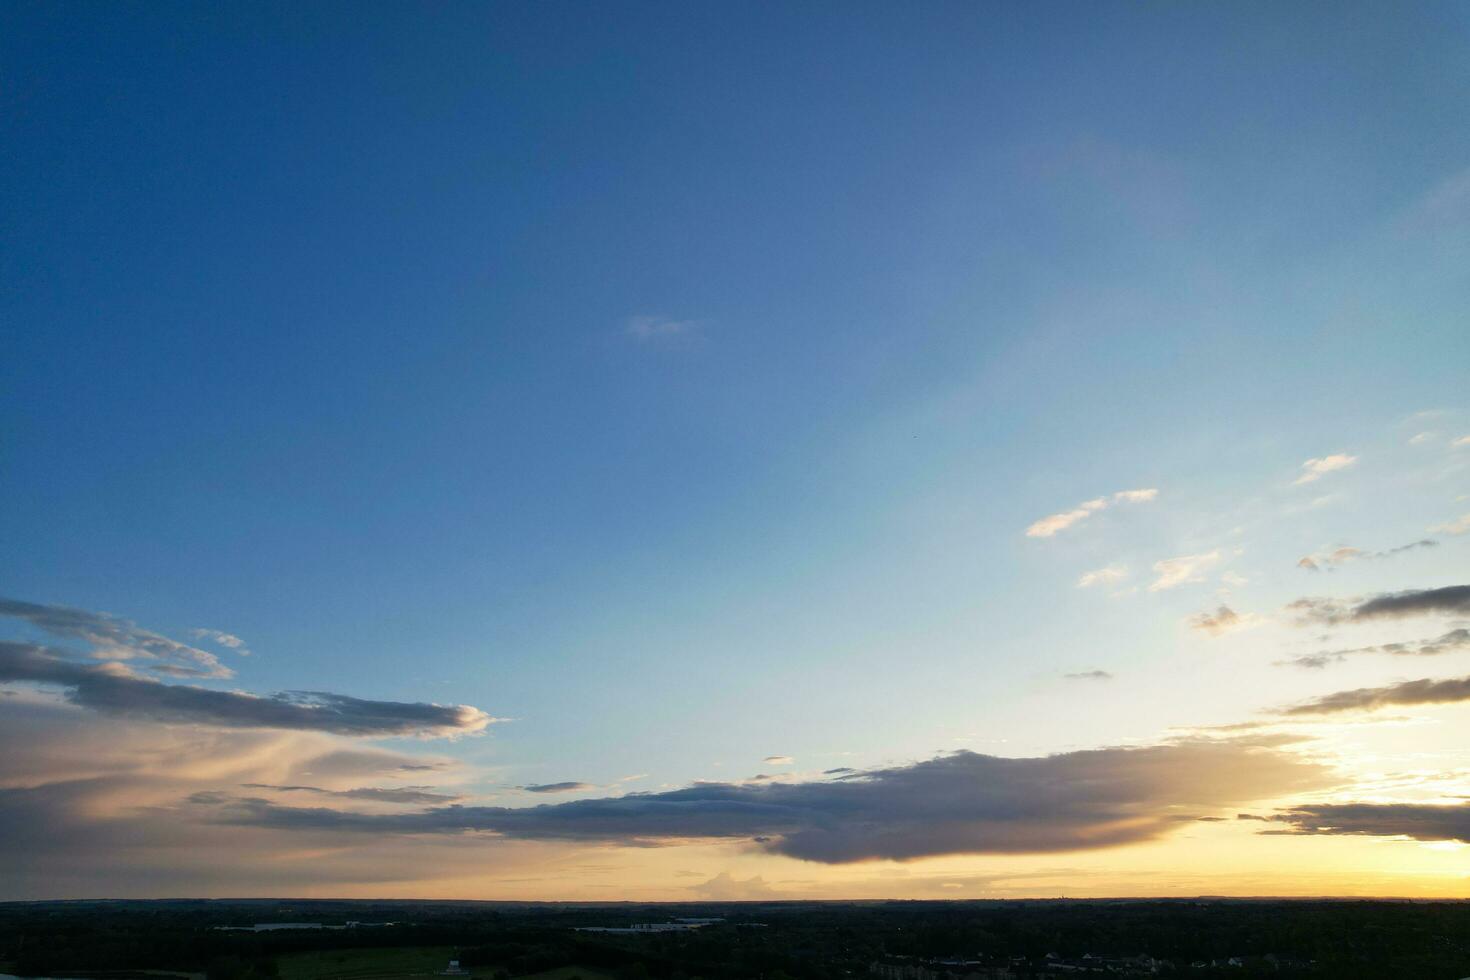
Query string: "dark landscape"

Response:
xmin=4 ymin=899 xmax=1470 ymax=980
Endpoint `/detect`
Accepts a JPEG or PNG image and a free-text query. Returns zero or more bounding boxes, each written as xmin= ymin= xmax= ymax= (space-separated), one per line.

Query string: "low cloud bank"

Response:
xmin=194 ymin=739 xmax=1332 ymax=863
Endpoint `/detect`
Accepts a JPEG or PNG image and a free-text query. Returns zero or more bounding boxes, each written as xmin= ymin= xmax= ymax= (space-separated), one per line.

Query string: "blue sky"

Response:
xmin=3 ymin=2 xmax=1470 ymax=898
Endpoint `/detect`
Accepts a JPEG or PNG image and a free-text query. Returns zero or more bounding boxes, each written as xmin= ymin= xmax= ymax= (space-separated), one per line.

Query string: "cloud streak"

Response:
xmin=1275 ymin=629 xmax=1470 ymax=669
xmin=1149 ymin=551 xmax=1220 ymax=591
xmin=1277 ymin=673 xmax=1470 ymax=716
xmin=0 ymin=643 xmax=495 ymax=738
xmin=1292 ymin=454 xmax=1357 ymax=486
xmin=1266 ymin=802 xmax=1470 ymax=844
xmin=1025 ymin=489 xmax=1157 ymax=539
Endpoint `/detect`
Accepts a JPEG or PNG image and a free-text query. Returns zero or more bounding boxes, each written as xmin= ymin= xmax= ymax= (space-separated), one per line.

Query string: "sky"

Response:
xmin=2 ymin=1 xmax=1470 ymax=901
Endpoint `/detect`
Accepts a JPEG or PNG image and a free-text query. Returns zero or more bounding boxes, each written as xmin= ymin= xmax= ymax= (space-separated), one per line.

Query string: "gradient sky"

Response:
xmin=3 ymin=1 xmax=1470 ymax=900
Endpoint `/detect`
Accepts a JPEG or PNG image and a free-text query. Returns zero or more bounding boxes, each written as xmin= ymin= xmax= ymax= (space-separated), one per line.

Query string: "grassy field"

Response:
xmin=273 ymin=947 xmax=615 ymax=980
xmin=275 ymin=946 xmax=459 ymax=980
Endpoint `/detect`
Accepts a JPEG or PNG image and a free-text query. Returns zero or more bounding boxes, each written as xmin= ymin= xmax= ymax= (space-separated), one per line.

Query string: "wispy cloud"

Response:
xmin=1297 ymin=539 xmax=1437 ymax=570
xmin=1149 ymin=551 xmax=1220 ymax=591
xmin=522 ymin=782 xmax=598 ymax=794
xmin=1188 ymin=606 xmax=1258 ymax=637
xmin=1431 ymin=513 xmax=1470 ymax=535
xmin=1274 ymin=628 xmax=1470 ymax=669
xmin=763 ymin=755 xmax=794 ymax=765
xmin=1025 ymin=488 xmax=1158 ymax=538
xmin=1077 ymin=564 xmax=1128 ymax=588
xmin=1453 ymin=435 xmax=1470 ymax=448
xmin=1063 ymin=670 xmax=1113 ymax=681
xmin=625 ymin=314 xmax=696 ymax=342
xmin=190 ymin=629 xmax=251 ymax=656
xmin=1292 ymin=454 xmax=1358 ymax=486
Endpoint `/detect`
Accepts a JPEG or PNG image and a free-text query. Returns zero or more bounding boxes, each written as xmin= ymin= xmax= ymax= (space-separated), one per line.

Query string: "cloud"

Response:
xmin=1278 ymin=673 xmax=1470 ymax=716
xmin=1453 ymin=435 xmax=1470 ymax=448
xmin=1297 ymin=540 xmax=1437 ymax=570
xmin=1432 ymin=513 xmax=1470 ymax=535
xmin=690 ymin=871 xmax=778 ymax=900
xmin=190 ymin=629 xmax=251 ymax=655
xmin=1149 ymin=551 xmax=1220 ymax=591
xmin=522 ymin=782 xmax=597 ymax=794
xmin=1063 ymin=670 xmax=1113 ymax=681
xmin=1353 ymin=585 xmax=1470 ymax=620
xmin=763 ymin=756 xmax=794 ymax=765
xmin=1025 ymin=489 xmax=1158 ymax=538
xmin=0 ymin=701 xmax=498 ymax=899
xmin=1287 ymin=585 xmax=1470 ymax=626
xmin=196 ymin=739 xmax=1332 ymax=863
xmin=240 ymin=783 xmax=462 ymax=805
xmin=625 ymin=315 xmax=696 ymax=341
xmin=1077 ymin=565 xmax=1128 ymax=588
xmin=0 ymin=642 xmax=495 ymax=738
xmin=1292 ymin=454 xmax=1358 ymax=486
xmin=1274 ymin=629 xmax=1470 ymax=669
xmin=1265 ymin=802 xmax=1470 ymax=844
xmin=0 ymin=597 xmax=232 ymax=678
xmin=1409 ymin=432 xmax=1437 ymax=445
xmin=1188 ymin=606 xmax=1257 ymax=637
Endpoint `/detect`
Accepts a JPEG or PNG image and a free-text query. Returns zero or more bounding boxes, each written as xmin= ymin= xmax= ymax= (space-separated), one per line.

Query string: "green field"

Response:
xmin=275 ymin=946 xmax=460 ymax=980
xmin=273 ymin=947 xmax=615 ymax=980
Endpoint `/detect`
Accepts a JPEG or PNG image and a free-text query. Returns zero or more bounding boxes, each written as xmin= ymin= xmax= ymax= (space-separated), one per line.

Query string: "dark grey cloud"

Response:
xmin=1278 ymin=673 xmax=1470 ymax=715
xmin=240 ymin=783 xmax=462 ymax=805
xmin=1354 ymin=585 xmax=1470 ymax=620
xmin=1265 ymin=802 xmax=1470 ymax=844
xmin=1275 ymin=628 xmax=1470 ymax=669
xmin=1287 ymin=585 xmax=1470 ymax=626
xmin=522 ymin=782 xmax=597 ymax=794
xmin=0 ymin=597 xmax=232 ymax=678
xmin=1063 ymin=670 xmax=1113 ymax=681
xmin=0 ymin=642 xmax=493 ymax=737
xmin=191 ymin=739 xmax=1332 ymax=863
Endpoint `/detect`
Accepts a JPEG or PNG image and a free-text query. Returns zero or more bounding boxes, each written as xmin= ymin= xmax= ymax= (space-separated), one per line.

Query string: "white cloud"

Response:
xmin=1220 ymin=571 xmax=1249 ymax=587
xmin=1025 ymin=488 xmax=1158 ymax=538
xmin=191 ymin=628 xmax=251 ymax=656
xmin=1077 ymin=564 xmax=1128 ymax=588
xmin=1293 ymin=454 xmax=1358 ymax=486
xmin=1432 ymin=513 xmax=1470 ymax=535
xmin=1409 ymin=432 xmax=1437 ymax=446
xmin=1148 ymin=551 xmax=1221 ymax=591
xmin=1453 ymin=435 xmax=1470 ymax=448
xmin=625 ymin=314 xmax=696 ymax=341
